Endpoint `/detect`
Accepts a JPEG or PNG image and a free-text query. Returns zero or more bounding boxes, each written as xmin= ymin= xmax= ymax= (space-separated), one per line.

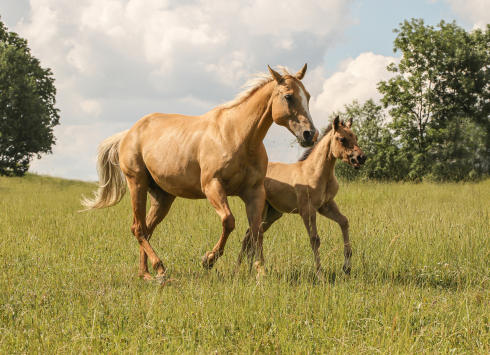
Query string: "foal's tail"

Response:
xmin=81 ymin=130 xmax=129 ymax=211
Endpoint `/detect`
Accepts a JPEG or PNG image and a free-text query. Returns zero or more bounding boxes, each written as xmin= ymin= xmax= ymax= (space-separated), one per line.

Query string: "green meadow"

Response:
xmin=1 ymin=174 xmax=489 ymax=354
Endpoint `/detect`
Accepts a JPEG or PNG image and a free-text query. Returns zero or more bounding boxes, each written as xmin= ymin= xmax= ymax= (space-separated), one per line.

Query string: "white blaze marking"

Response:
xmin=298 ymin=87 xmax=313 ymax=124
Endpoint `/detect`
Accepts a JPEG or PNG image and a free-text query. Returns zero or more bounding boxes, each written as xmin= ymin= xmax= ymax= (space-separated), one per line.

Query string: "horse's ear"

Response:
xmin=295 ymin=63 xmax=307 ymax=80
xmin=268 ymin=65 xmax=283 ymax=83
xmin=333 ymin=116 xmax=340 ymax=131
xmin=346 ymin=117 xmax=353 ymax=128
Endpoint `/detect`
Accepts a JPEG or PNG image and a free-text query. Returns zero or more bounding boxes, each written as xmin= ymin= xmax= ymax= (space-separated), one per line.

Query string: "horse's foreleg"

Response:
xmin=202 ymin=179 xmax=235 ymax=269
xmin=240 ymin=186 xmax=267 ymax=275
xmin=299 ymin=200 xmax=322 ymax=273
xmin=318 ymin=200 xmax=351 ymax=274
xmin=138 ymin=188 xmax=176 ymax=280
xmin=127 ymin=177 xmax=166 ymax=282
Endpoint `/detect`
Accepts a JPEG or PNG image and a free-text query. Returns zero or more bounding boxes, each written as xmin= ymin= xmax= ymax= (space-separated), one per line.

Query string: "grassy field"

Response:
xmin=1 ymin=174 xmax=489 ymax=354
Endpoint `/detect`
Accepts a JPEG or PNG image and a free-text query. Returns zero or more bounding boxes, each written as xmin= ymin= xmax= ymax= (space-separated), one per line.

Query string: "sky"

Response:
xmin=0 ymin=0 xmax=488 ymax=181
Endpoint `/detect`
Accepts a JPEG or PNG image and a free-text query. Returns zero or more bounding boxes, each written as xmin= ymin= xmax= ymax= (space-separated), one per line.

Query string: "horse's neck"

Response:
xmin=304 ymin=131 xmax=337 ymax=181
xmin=226 ymin=82 xmax=275 ymax=152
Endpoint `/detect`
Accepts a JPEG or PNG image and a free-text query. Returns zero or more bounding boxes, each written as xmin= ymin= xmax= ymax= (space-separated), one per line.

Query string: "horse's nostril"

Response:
xmin=303 ymin=130 xmax=314 ymax=142
xmin=358 ymin=155 xmax=366 ymax=164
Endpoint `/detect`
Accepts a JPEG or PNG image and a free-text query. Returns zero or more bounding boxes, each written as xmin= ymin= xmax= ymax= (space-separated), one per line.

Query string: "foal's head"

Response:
xmin=330 ymin=116 xmax=366 ymax=169
xmin=268 ymin=65 xmax=318 ymax=147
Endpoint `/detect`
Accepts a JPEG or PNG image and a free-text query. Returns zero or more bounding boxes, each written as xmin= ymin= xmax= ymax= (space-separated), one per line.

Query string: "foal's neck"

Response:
xmin=304 ymin=131 xmax=337 ymax=180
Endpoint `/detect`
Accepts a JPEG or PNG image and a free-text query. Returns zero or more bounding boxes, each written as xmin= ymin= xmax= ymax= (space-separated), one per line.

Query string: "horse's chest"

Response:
xmin=320 ymin=180 xmax=339 ymax=206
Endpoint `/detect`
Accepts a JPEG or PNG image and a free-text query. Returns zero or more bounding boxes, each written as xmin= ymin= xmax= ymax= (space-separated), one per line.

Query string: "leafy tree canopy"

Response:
xmin=376 ymin=19 xmax=490 ymax=180
xmin=0 ymin=20 xmax=60 ymax=176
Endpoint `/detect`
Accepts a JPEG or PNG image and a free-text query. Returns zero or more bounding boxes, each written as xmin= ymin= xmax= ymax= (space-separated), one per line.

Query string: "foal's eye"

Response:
xmin=284 ymin=95 xmax=292 ymax=102
xmin=339 ymin=137 xmax=346 ymax=144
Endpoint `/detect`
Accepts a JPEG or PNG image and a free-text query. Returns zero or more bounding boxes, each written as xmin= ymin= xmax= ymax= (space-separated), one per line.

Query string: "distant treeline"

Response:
xmin=333 ymin=19 xmax=490 ymax=182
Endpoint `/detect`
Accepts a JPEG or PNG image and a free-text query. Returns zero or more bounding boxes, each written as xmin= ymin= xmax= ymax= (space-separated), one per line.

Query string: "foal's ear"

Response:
xmin=333 ymin=116 xmax=340 ymax=131
xmin=268 ymin=65 xmax=283 ymax=83
xmin=346 ymin=117 xmax=353 ymax=128
xmin=295 ymin=63 xmax=307 ymax=80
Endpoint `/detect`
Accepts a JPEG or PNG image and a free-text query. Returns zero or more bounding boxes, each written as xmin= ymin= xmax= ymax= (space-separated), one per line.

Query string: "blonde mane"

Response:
xmin=219 ymin=66 xmax=296 ymax=110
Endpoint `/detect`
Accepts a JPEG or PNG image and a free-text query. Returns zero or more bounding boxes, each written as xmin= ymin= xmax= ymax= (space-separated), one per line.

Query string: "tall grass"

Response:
xmin=1 ymin=174 xmax=489 ymax=353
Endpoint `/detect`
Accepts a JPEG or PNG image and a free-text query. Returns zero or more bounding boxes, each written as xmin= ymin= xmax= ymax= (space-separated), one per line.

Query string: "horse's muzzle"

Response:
xmin=299 ymin=130 xmax=316 ymax=147
xmin=351 ymin=154 xmax=367 ymax=169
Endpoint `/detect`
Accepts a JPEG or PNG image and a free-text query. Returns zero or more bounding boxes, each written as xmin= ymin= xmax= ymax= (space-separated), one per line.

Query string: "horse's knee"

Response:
xmin=222 ymin=214 xmax=235 ymax=234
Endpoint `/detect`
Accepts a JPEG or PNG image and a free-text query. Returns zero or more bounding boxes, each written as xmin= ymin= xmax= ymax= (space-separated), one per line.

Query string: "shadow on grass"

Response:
xmin=371 ymin=267 xmax=469 ymax=291
xmin=135 ymin=261 xmax=475 ymax=292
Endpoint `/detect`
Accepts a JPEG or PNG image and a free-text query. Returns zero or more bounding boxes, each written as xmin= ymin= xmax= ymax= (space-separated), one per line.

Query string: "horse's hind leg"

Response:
xmin=318 ymin=200 xmax=351 ymax=274
xmin=201 ymin=179 xmax=235 ymax=269
xmin=126 ymin=175 xmax=167 ymax=282
xmin=235 ymin=201 xmax=283 ymax=273
xmin=139 ymin=186 xmax=176 ymax=280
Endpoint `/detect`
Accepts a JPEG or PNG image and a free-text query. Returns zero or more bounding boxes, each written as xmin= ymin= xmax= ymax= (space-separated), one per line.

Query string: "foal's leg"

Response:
xmin=240 ymin=186 xmax=267 ymax=275
xmin=138 ymin=187 xmax=176 ymax=280
xmin=201 ymin=179 xmax=235 ymax=269
xmin=299 ymin=198 xmax=322 ymax=273
xmin=235 ymin=202 xmax=283 ymax=273
xmin=126 ymin=176 xmax=167 ymax=282
xmin=318 ymin=200 xmax=351 ymax=274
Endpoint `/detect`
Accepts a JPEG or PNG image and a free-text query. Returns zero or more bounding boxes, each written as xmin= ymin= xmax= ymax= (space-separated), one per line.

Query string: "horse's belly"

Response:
xmin=148 ymin=161 xmax=206 ymax=199
xmin=265 ymin=182 xmax=298 ymax=214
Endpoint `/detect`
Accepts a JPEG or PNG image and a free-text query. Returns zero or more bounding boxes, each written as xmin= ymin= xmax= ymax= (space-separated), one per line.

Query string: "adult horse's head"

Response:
xmin=268 ymin=65 xmax=318 ymax=147
xmin=330 ymin=116 xmax=366 ymax=169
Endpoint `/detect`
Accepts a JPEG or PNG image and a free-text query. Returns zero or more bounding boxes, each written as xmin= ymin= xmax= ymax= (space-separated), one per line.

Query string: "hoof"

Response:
xmin=202 ymin=252 xmax=215 ymax=269
xmin=254 ymin=261 xmax=267 ymax=277
xmin=140 ymin=272 xmax=154 ymax=281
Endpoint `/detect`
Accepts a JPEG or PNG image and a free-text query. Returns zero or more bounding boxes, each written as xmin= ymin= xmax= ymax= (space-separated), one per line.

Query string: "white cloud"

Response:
xmin=29 ymin=122 xmax=128 ymax=181
xmin=443 ymin=0 xmax=490 ymax=29
xmin=80 ymin=99 xmax=102 ymax=116
xmin=310 ymin=52 xmax=399 ymax=128
xmin=8 ymin=0 xmax=356 ymax=180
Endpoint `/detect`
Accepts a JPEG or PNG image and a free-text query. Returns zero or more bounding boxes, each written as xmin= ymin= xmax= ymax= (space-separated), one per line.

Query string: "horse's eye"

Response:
xmin=340 ymin=137 xmax=346 ymax=144
xmin=285 ymin=95 xmax=292 ymax=102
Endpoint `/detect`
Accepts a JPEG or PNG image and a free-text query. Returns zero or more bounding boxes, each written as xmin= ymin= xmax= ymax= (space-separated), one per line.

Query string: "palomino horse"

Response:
xmin=82 ymin=65 xmax=318 ymax=282
xmin=236 ymin=116 xmax=366 ymax=275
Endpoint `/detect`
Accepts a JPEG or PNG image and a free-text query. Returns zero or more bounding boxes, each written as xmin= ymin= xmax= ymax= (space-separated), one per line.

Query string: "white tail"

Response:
xmin=81 ymin=130 xmax=129 ymax=211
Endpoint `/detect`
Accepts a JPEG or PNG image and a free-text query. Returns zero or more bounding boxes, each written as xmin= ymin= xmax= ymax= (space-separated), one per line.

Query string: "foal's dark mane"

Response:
xmin=298 ymin=119 xmax=345 ymax=162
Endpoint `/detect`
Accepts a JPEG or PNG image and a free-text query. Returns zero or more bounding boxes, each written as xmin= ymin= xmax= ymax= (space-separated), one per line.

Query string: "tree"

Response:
xmin=378 ymin=19 xmax=490 ymax=180
xmin=331 ymin=99 xmax=408 ymax=181
xmin=0 ymin=20 xmax=59 ymax=176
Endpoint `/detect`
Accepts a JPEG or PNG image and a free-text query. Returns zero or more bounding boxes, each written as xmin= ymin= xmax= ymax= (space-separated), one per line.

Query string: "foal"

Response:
xmin=236 ymin=116 xmax=366 ymax=274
